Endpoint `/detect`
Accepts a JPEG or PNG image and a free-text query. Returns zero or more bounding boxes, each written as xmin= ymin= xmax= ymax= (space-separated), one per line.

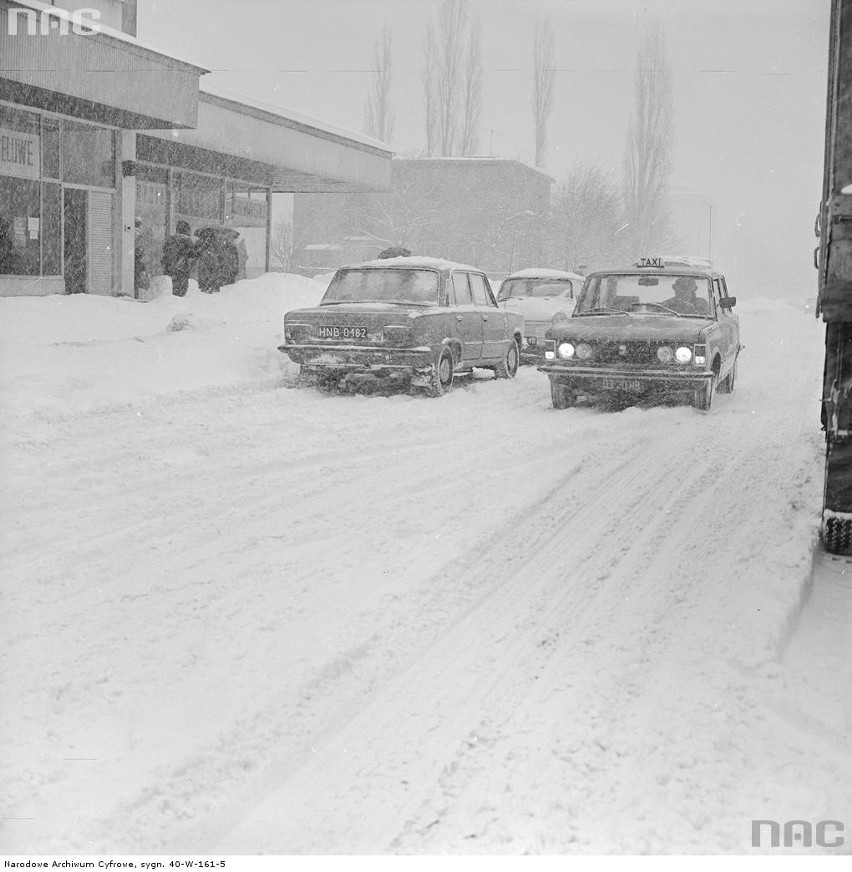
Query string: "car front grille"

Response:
xmin=588 ymin=341 xmax=667 ymax=365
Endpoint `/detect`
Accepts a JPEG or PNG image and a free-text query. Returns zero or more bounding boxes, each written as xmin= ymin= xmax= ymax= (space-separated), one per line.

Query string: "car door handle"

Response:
xmin=482 ymin=315 xmax=488 ymax=320
xmin=456 ymin=315 xmax=464 ymax=322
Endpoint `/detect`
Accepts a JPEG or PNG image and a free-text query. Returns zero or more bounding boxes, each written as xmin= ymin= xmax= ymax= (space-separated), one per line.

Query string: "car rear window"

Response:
xmin=499 ymin=278 xmax=573 ymax=300
xmin=322 ymin=269 xmax=440 ymax=305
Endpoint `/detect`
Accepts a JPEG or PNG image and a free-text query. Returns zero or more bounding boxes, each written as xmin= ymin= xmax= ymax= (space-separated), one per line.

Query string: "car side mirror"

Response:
xmin=720 ymin=296 xmax=736 ymax=309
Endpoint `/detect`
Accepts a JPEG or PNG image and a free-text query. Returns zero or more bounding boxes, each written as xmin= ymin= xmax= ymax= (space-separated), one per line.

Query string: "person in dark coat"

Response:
xmin=236 ymin=234 xmax=248 ymax=281
xmin=216 ymin=228 xmax=240 ymax=287
xmin=161 ymin=221 xmax=197 ymax=297
xmin=194 ymin=228 xmax=220 ymax=293
xmin=134 ymin=217 xmax=150 ymax=295
xmin=377 ymin=245 xmax=412 ymax=259
xmin=0 ymin=217 xmax=13 ymax=274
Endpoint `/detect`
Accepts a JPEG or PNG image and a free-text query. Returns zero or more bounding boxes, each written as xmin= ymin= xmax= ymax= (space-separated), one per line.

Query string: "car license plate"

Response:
xmin=525 ymin=335 xmax=538 ymax=346
xmin=316 ymin=325 xmax=368 ymax=340
xmin=602 ymin=378 xmax=641 ymax=392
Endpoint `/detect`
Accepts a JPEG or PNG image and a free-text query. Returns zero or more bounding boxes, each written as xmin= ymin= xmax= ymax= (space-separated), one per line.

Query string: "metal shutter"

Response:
xmin=87 ymin=190 xmax=114 ymax=294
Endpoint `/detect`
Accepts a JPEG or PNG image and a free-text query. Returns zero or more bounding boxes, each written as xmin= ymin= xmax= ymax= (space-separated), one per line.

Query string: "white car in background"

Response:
xmin=497 ymin=268 xmax=585 ymax=362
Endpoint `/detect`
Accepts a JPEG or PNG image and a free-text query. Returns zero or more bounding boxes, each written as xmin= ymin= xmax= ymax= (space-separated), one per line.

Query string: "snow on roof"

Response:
xmin=7 ymin=0 xmax=209 ymax=72
xmin=505 ymin=268 xmax=585 ymax=281
xmin=199 ymin=82 xmax=392 ymax=155
xmin=340 ymin=256 xmax=486 ymax=272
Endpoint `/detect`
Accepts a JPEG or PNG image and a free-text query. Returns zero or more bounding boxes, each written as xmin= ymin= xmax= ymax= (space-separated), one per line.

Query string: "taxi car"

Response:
xmin=497 ymin=268 xmax=584 ymax=362
xmin=278 ymin=257 xmax=524 ymax=396
xmin=538 ymin=259 xmax=741 ymax=410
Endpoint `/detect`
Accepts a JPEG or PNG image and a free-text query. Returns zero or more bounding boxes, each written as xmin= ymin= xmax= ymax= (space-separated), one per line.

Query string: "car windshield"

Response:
xmin=575 ymin=273 xmax=713 ymax=317
xmin=322 ymin=268 xmax=439 ymax=305
xmin=499 ymin=278 xmax=573 ymax=301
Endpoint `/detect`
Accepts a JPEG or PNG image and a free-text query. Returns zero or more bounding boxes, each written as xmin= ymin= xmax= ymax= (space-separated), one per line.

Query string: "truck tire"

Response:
xmin=822 ymin=441 xmax=852 ymax=554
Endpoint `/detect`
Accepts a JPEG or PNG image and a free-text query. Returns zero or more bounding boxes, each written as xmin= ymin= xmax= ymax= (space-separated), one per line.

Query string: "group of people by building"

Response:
xmin=136 ymin=220 xmax=248 ymax=297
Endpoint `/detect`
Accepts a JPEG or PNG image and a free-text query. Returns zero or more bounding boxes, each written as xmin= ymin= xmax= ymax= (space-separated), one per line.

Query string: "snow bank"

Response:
xmin=0 ymin=273 xmax=326 ymax=421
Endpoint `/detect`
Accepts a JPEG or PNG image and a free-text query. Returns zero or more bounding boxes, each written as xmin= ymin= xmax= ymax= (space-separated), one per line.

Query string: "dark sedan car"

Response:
xmin=279 ymin=257 xmax=525 ymax=396
xmin=538 ymin=262 xmax=741 ymax=410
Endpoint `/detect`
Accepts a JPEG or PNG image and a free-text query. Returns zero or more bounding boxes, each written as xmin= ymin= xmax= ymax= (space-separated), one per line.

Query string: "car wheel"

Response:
xmin=693 ymin=378 xmax=714 ymax=410
xmin=425 ymin=346 xmax=454 ymax=397
xmin=495 ymin=338 xmax=520 ymax=379
xmin=550 ymin=379 xmax=576 ymax=409
xmin=718 ymin=359 xmax=737 ymax=393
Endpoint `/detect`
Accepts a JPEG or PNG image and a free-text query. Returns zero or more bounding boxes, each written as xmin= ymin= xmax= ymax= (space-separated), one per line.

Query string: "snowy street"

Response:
xmin=2 ymin=276 xmax=850 ymax=854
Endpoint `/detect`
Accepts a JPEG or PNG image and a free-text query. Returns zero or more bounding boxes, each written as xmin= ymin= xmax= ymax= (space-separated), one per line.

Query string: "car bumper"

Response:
xmin=279 ymin=342 xmax=434 ymax=373
xmin=538 ymin=363 xmax=713 ymax=390
xmin=520 ymin=324 xmax=548 ymax=362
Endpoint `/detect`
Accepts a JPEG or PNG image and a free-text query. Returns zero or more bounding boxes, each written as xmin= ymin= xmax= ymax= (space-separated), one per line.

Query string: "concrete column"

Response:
xmin=120 ymin=130 xmax=136 ymax=297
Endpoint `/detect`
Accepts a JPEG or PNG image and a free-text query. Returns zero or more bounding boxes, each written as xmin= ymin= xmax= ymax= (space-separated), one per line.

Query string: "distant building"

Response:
xmin=294 ymin=157 xmax=554 ymax=275
xmin=0 ymin=0 xmax=391 ymax=296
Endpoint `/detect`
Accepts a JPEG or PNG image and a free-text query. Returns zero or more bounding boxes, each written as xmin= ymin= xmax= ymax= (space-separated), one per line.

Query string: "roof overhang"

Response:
xmin=143 ymin=88 xmax=392 ymax=193
xmin=0 ymin=0 xmax=207 ymax=128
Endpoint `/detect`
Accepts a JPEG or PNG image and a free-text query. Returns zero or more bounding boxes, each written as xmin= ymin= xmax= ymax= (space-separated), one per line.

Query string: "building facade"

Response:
xmin=294 ymin=157 xmax=554 ymax=275
xmin=0 ymin=0 xmax=391 ymax=297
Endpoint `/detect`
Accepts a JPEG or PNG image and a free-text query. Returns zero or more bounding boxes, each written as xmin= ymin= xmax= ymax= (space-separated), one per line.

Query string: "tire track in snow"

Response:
xmin=209 ymin=397 xmax=829 ymax=854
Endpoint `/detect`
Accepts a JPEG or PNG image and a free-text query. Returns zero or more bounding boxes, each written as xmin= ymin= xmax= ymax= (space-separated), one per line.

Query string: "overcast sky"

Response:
xmin=139 ymin=0 xmax=830 ymax=296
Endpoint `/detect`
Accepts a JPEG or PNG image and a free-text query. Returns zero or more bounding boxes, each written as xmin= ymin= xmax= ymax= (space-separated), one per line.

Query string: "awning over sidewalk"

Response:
xmin=0 ymin=0 xmax=207 ymax=128
xmin=141 ymin=86 xmax=392 ymax=193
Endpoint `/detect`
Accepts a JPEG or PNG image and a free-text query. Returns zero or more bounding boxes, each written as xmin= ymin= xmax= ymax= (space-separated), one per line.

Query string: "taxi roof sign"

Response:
xmin=637 ymin=257 xmax=664 ymax=267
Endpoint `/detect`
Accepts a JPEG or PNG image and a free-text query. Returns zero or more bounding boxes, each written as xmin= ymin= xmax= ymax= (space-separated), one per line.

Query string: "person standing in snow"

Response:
xmin=236 ymin=233 xmax=248 ymax=281
xmin=0 ymin=217 xmax=13 ymax=274
xmin=161 ymin=221 xmax=198 ymax=297
xmin=195 ymin=227 xmax=219 ymax=293
xmin=217 ymin=229 xmax=240 ymax=287
xmin=134 ymin=217 xmax=150 ymax=295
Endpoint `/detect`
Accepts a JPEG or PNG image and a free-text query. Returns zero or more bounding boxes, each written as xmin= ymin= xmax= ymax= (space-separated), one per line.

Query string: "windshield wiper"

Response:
xmin=575 ymin=307 xmax=630 ymax=316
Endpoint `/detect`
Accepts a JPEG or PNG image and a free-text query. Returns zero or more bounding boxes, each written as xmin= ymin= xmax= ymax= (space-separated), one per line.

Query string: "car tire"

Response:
xmin=495 ymin=338 xmax=520 ymax=379
xmin=718 ymin=360 xmax=737 ymax=394
xmin=425 ymin=346 xmax=455 ymax=397
xmin=693 ymin=378 xmax=714 ymax=410
xmin=550 ymin=379 xmax=576 ymax=409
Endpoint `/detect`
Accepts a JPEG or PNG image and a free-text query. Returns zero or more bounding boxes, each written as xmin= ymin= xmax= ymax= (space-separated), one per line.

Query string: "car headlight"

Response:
xmin=552 ymin=311 xmax=569 ymax=324
xmin=675 ymin=346 xmax=693 ymax=363
xmin=656 ymin=345 xmax=674 ymax=363
xmin=557 ymin=342 xmax=575 ymax=359
xmin=575 ymin=342 xmax=592 ymax=360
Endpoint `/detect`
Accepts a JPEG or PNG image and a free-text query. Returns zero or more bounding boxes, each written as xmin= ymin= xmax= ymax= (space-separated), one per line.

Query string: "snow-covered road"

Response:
xmin=2 ymin=277 xmax=849 ymax=854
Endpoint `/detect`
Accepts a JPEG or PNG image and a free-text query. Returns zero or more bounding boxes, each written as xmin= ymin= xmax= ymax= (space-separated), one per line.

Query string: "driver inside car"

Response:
xmin=661 ymin=277 xmax=710 ymax=315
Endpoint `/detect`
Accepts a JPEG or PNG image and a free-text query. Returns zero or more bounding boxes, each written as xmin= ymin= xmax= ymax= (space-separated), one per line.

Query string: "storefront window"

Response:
xmin=175 ymin=172 xmax=223 ymax=231
xmin=62 ymin=119 xmax=115 ymax=188
xmin=41 ymin=182 xmax=61 ymax=276
xmin=225 ymin=183 xmax=268 ymax=279
xmin=136 ymin=164 xmax=169 ymax=278
xmin=0 ymin=177 xmax=41 ymax=275
xmin=41 ymin=117 xmax=60 ymax=180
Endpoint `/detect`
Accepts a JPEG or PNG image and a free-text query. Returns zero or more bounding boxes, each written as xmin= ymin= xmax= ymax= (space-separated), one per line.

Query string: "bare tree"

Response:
xmin=269 ymin=219 xmax=296 ymax=272
xmin=532 ymin=19 xmax=555 ymax=168
xmin=422 ymin=0 xmax=481 ymax=156
xmin=459 ymin=17 xmax=482 ymax=156
xmin=422 ymin=22 xmax=439 ymax=156
xmin=437 ymin=0 xmax=466 ymax=156
xmin=364 ymin=22 xmax=394 ymax=143
xmin=551 ymin=163 xmax=629 ymax=271
xmin=623 ymin=20 xmax=676 ymax=255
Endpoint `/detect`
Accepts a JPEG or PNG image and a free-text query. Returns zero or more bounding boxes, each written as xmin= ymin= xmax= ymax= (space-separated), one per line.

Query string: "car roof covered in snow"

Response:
xmin=337 ymin=256 xmax=487 ymax=273
xmin=504 ymin=268 xmax=585 ymax=281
